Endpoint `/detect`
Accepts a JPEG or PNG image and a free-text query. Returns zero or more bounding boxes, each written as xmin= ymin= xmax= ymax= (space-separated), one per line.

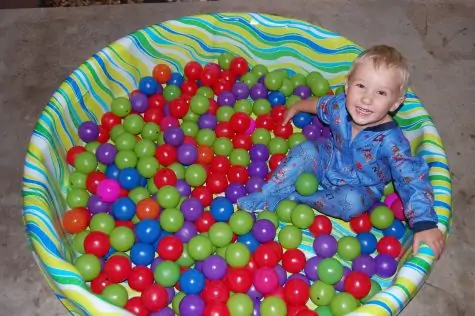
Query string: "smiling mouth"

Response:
xmin=356 ymin=106 xmax=372 ymax=115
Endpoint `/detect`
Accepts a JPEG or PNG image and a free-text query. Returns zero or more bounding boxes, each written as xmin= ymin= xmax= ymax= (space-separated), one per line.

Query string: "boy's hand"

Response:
xmin=412 ymin=227 xmax=445 ymax=259
xmin=282 ymin=106 xmax=300 ymax=125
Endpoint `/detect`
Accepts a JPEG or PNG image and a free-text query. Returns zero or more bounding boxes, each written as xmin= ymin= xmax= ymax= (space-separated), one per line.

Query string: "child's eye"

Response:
xmin=377 ymin=91 xmax=387 ymax=96
xmin=356 ymin=83 xmax=365 ymax=88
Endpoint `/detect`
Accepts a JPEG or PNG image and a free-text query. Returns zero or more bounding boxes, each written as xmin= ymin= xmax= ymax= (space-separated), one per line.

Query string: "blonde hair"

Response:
xmin=347 ymin=45 xmax=410 ymax=95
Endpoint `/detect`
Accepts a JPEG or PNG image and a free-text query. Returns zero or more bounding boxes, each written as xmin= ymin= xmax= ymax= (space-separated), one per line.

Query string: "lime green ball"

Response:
xmin=97 ymin=163 xmax=107 ymax=173
xmin=188 ymin=235 xmax=214 ymax=261
xmin=361 ymin=279 xmax=382 ymax=303
xmin=102 ymin=284 xmax=128 ymax=308
xmin=163 ymin=84 xmax=181 ymax=102
xmin=318 ymin=258 xmax=344 ymax=285
xmin=110 ymin=226 xmax=135 ymax=252
xmin=67 ymin=188 xmax=89 ymax=208
xmin=253 ymin=99 xmax=272 ymax=116
xmin=196 ymin=86 xmax=214 ymax=99
xmin=129 ymin=187 xmax=150 ymax=203
xmin=159 ymin=208 xmax=184 ymax=233
xmin=288 ymin=133 xmax=307 ymax=149
xmin=176 ymin=244 xmax=195 ymax=267
xmin=115 ymin=150 xmax=137 ymax=169
xmin=217 ymin=106 xmax=235 ymax=122
xmin=215 ymin=245 xmax=228 ymax=258
xmin=227 ymin=293 xmax=254 ymax=316
xmin=137 ymin=156 xmax=159 ymax=178
xmin=252 ymin=128 xmax=271 ymax=145
xmin=251 ymin=64 xmax=269 ymax=77
xmin=310 ymin=280 xmax=336 ymax=306
xmin=260 ymin=296 xmax=287 ymax=316
xmin=229 ymin=211 xmax=254 ymax=235
xmin=110 ymin=124 xmax=126 ymax=141
xmin=290 ymin=73 xmax=306 ymax=88
xmin=73 ymin=230 xmax=89 ymax=253
xmin=85 ymin=141 xmax=100 ymax=154
xmin=226 ymin=242 xmax=251 ymax=268
xmin=209 ymin=222 xmax=234 ymax=248
xmin=134 ymin=139 xmax=155 ymax=158
xmin=384 ymin=182 xmax=395 ymax=196
xmin=185 ymin=164 xmax=207 ymax=187
xmin=74 ymin=254 xmax=101 ymax=281
xmin=69 ymin=171 xmax=86 ymax=189
xmin=337 ymin=236 xmax=361 ymax=261
xmin=264 ymin=71 xmax=284 ymax=91
xmin=370 ymin=205 xmax=395 ymax=230
xmin=190 ymin=95 xmax=210 ymax=115
xmin=309 ymin=77 xmax=331 ymax=97
xmin=123 ymin=114 xmax=144 ymax=135
xmin=330 ymin=292 xmax=359 ymax=316
xmin=115 ymin=132 xmax=137 ymax=151
xmin=181 ymin=121 xmax=199 ymax=137
xmin=183 ymin=110 xmax=200 ymax=123
xmin=257 ymin=211 xmax=279 ymax=228
xmin=111 ymin=97 xmax=131 ymax=118
xmin=230 ymin=149 xmax=251 ymax=167
xmin=306 ymin=71 xmax=323 ymax=86
xmin=147 ymin=178 xmax=159 ymax=194
xmin=169 ymin=162 xmax=186 ymax=179
xmin=278 ymin=225 xmax=302 ymax=249
xmin=241 ymin=72 xmax=259 ymax=87
xmin=276 ymin=200 xmax=297 ymax=223
xmin=172 ymin=291 xmax=185 ymax=314
xmin=157 ymin=185 xmax=180 ymax=208
xmin=234 ymin=99 xmax=253 ymax=115
xmin=218 ymin=52 xmax=235 ymax=70
xmin=89 ymin=213 xmax=115 ymax=234
xmin=279 ymin=78 xmax=294 ymax=97
xmin=141 ymin=122 xmax=161 ymax=141
xmin=334 ymin=85 xmax=345 ymax=95
xmin=213 ymin=138 xmax=233 ymax=156
xmin=268 ymin=137 xmax=289 ymax=155
xmin=75 ymin=151 xmax=98 ymax=174
xmin=295 ymin=172 xmax=319 ymax=196
xmin=286 ymin=95 xmax=301 ymax=108
xmin=291 ymin=204 xmax=315 ymax=229
xmin=154 ymin=260 xmax=180 ymax=287
xmin=196 ymin=128 xmax=216 ymax=146
xmin=315 ymin=306 xmax=334 ymax=316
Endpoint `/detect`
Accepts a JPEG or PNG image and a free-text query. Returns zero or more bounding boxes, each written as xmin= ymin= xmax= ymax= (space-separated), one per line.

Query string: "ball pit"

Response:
xmin=22 ymin=13 xmax=452 ymax=316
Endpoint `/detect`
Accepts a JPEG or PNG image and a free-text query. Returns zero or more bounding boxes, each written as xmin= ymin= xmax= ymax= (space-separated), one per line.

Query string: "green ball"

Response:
xmin=159 ymin=208 xmax=184 ymax=233
xmin=260 ymin=296 xmax=287 ymax=316
xmin=190 ymin=95 xmax=210 ymax=115
xmin=230 ymin=149 xmax=251 ymax=167
xmin=115 ymin=132 xmax=137 ymax=151
xmin=306 ymin=71 xmax=323 ymax=86
xmin=110 ymin=226 xmax=135 ymax=252
xmin=291 ymin=204 xmax=315 ymax=229
xmin=310 ymin=280 xmax=336 ymax=306
xmin=286 ymin=95 xmax=301 ymax=108
xmin=188 ymin=235 xmax=214 ymax=261
xmin=97 ymin=163 xmax=107 ymax=173
xmin=315 ymin=306 xmax=334 ymax=316
xmin=215 ymin=245 xmax=228 ymax=258
xmin=85 ymin=141 xmax=100 ymax=154
xmin=172 ymin=291 xmax=185 ymax=314
xmin=370 ymin=205 xmax=395 ymax=230
xmin=295 ymin=172 xmax=319 ymax=196
xmin=169 ymin=162 xmax=186 ymax=179
xmin=141 ymin=122 xmax=161 ymax=141
xmin=134 ymin=139 xmax=155 ymax=158
xmin=213 ymin=138 xmax=233 ymax=156
xmin=309 ymin=77 xmax=331 ymax=97
xmin=229 ymin=211 xmax=254 ymax=235
xmin=89 ymin=213 xmax=115 ymax=234
xmin=251 ymin=64 xmax=269 ymax=77
xmin=334 ymin=85 xmax=345 ymax=95
xmin=111 ymin=97 xmax=131 ymax=117
xmin=268 ymin=137 xmax=289 ymax=155
xmin=384 ymin=182 xmax=395 ymax=195
xmin=361 ymin=279 xmax=382 ymax=303
xmin=330 ymin=292 xmax=359 ymax=316
xmin=318 ymin=258 xmax=344 ymax=285
xmin=278 ymin=225 xmax=302 ymax=249
xmin=115 ymin=150 xmax=137 ymax=169
xmin=252 ymin=128 xmax=271 ymax=145
xmin=137 ymin=156 xmax=159 ymax=178
xmin=279 ymin=78 xmax=294 ymax=97
xmin=163 ymin=84 xmax=181 ymax=102
xmin=290 ymin=73 xmax=306 ymax=88
xmin=227 ymin=293 xmax=254 ymax=316
xmin=288 ymin=133 xmax=307 ymax=149
xmin=73 ymin=230 xmax=89 ymax=253
xmin=181 ymin=121 xmax=199 ymax=137
xmin=154 ymin=260 xmax=180 ymax=287
xmin=69 ymin=171 xmax=86 ymax=189
xmin=156 ymin=131 xmax=165 ymax=145
xmin=102 ymin=284 xmax=128 ymax=308
xmin=129 ymin=187 xmax=150 ymax=203
xmin=176 ymin=244 xmax=195 ymax=267
xmin=253 ymin=99 xmax=272 ymax=116
xmin=337 ymin=236 xmax=361 ymax=261
xmin=196 ymin=86 xmax=214 ymax=99
xmin=241 ymin=72 xmax=259 ymax=87
xmin=276 ymin=200 xmax=297 ymax=223
xmin=157 ymin=185 xmax=180 ymax=208
xmin=74 ymin=151 xmax=98 ymax=174
xmin=209 ymin=222 xmax=234 ymax=248
xmin=123 ymin=114 xmax=144 ymax=135
xmin=196 ymin=128 xmax=216 ymax=146
xmin=217 ymin=106 xmax=235 ymax=122
xmin=183 ymin=110 xmax=200 ymax=123
xmin=264 ymin=71 xmax=284 ymax=90
xmin=234 ymin=99 xmax=253 ymax=115
xmin=74 ymin=254 xmax=101 ymax=281
xmin=147 ymin=178 xmax=159 ymax=194
xmin=257 ymin=211 xmax=279 ymax=228
xmin=225 ymin=242 xmax=251 ymax=268
xmin=218 ymin=52 xmax=235 ymax=70
xmin=67 ymin=188 xmax=89 ymax=208
xmin=110 ymin=124 xmax=126 ymax=141
xmin=185 ymin=164 xmax=207 ymax=187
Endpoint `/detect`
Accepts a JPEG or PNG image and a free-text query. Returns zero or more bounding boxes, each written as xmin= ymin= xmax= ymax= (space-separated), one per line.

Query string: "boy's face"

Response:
xmin=345 ymin=60 xmax=405 ymax=131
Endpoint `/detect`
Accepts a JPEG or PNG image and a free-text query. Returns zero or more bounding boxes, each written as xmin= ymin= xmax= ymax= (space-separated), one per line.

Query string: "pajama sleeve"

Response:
xmin=382 ymin=130 xmax=439 ymax=233
xmin=316 ymin=94 xmax=342 ymax=125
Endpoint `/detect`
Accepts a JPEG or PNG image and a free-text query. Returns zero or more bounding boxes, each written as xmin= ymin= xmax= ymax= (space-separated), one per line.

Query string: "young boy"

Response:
xmin=237 ymin=45 xmax=445 ymax=258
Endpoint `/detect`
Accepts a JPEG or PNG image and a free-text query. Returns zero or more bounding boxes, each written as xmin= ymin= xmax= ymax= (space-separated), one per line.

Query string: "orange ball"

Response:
xmin=197 ymin=145 xmax=214 ymax=165
xmin=62 ymin=207 xmax=90 ymax=234
xmin=152 ymin=64 xmax=172 ymax=84
xmin=136 ymin=198 xmax=160 ymax=220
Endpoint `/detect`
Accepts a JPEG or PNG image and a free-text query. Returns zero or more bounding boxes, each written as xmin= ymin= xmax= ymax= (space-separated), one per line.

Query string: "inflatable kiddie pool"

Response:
xmin=22 ymin=13 xmax=452 ymax=316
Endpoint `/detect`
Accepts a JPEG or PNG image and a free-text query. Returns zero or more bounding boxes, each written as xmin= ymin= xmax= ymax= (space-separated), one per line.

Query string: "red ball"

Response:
xmin=255 ymin=114 xmax=275 ymax=131
xmin=288 ymin=305 xmax=311 ymax=316
xmin=232 ymin=133 xmax=252 ymax=150
xmin=230 ymin=112 xmax=251 ymax=133
xmin=191 ymin=186 xmax=213 ymax=207
xmin=201 ymin=280 xmax=230 ymax=304
xmin=267 ymin=286 xmax=285 ymax=300
xmin=181 ymin=80 xmax=199 ymax=95
xmin=253 ymin=244 xmax=280 ymax=268
xmin=195 ymin=211 xmax=216 ymax=233
xmin=215 ymin=122 xmax=235 ymax=139
xmin=274 ymin=122 xmax=293 ymax=139
xmin=97 ymin=125 xmax=110 ymax=143
xmin=152 ymin=64 xmax=172 ymax=84
xmin=104 ymin=255 xmax=132 ymax=283
xmin=253 ymin=267 xmax=279 ymax=295
xmin=213 ymin=78 xmax=233 ymax=95
xmin=267 ymin=241 xmax=284 ymax=260
xmin=206 ymin=172 xmax=229 ymax=194
xmin=283 ymin=278 xmax=310 ymax=306
xmin=220 ymin=69 xmax=237 ymax=83
xmin=296 ymin=309 xmax=317 ymax=316
xmin=204 ymin=63 xmax=222 ymax=75
xmin=119 ymin=188 xmax=129 ymax=198
xmin=210 ymin=156 xmax=231 ymax=174
xmin=86 ymin=171 xmax=106 ymax=194
xmin=66 ymin=146 xmax=86 ymax=166
xmin=203 ymin=304 xmax=230 ymax=316
xmin=269 ymin=154 xmax=286 ymax=171
xmin=183 ymin=135 xmax=198 ymax=146
xmin=271 ymin=105 xmax=287 ymax=122
xmin=101 ymin=112 xmax=121 ymax=130
xmin=245 ymin=257 xmax=258 ymax=274
xmin=90 ymin=272 xmax=112 ymax=294
xmin=125 ymin=297 xmax=150 ymax=316
xmin=84 ymin=231 xmax=110 ymax=258
xmin=184 ymin=61 xmax=203 ymax=81
xmin=208 ymin=98 xmax=219 ymax=115
xmin=153 ymin=167 xmax=177 ymax=189
xmin=155 ymin=144 xmax=177 ymax=166
xmin=308 ymin=215 xmax=333 ymax=237
xmin=128 ymin=266 xmax=154 ymax=292
xmin=377 ymin=236 xmax=402 ymax=258
xmin=144 ymin=107 xmax=164 ymax=125
xmin=141 ymin=284 xmax=168 ymax=312
xmin=62 ymin=207 xmax=90 ymax=234
xmin=282 ymin=249 xmax=306 ymax=274
xmin=197 ymin=145 xmax=214 ymax=165
xmin=227 ymin=165 xmax=249 ymax=185
xmin=169 ymin=98 xmax=190 ymax=119
xmin=343 ymin=271 xmax=372 ymax=299
xmin=226 ymin=268 xmax=252 ymax=293
xmin=200 ymin=69 xmax=220 ymax=87
xmin=148 ymin=94 xmax=166 ymax=110
xmin=230 ymin=57 xmax=249 ymax=76
xmin=350 ymin=212 xmax=372 ymax=234
xmin=115 ymin=220 xmax=134 ymax=230
xmin=157 ymin=236 xmax=184 ymax=261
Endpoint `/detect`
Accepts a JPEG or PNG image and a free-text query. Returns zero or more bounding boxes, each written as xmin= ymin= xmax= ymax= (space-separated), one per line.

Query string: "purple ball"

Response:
xmin=176 ymin=179 xmax=192 ymax=197
xmin=179 ymin=294 xmax=205 ymax=316
xmin=198 ymin=113 xmax=217 ymax=130
xmin=194 ymin=261 xmax=203 ymax=272
xmin=225 ymin=182 xmax=247 ymax=203
xmin=164 ymin=126 xmax=185 ymax=147
xmin=250 ymin=83 xmax=268 ymax=100
xmin=175 ymin=221 xmax=197 ymax=243
xmin=375 ymin=254 xmax=398 ymax=278
xmin=247 ymin=161 xmax=269 ymax=178
xmin=274 ymin=264 xmax=287 ymax=286
xmin=88 ymin=195 xmax=110 ymax=213
xmin=96 ymin=143 xmax=118 ymax=165
xmin=166 ymin=287 xmax=175 ymax=304
xmin=334 ymin=267 xmax=351 ymax=292
xmin=294 ymin=85 xmax=312 ymax=99
xmin=246 ymin=177 xmax=266 ymax=194
xmin=151 ymin=307 xmax=174 ymax=316
xmin=247 ymin=284 xmax=263 ymax=301
xmin=180 ymin=197 xmax=204 ymax=221
xmin=304 ymin=256 xmax=322 ymax=281
xmin=130 ymin=92 xmax=149 ymax=113
xmin=253 ymin=300 xmax=261 ymax=316
xmin=249 ymin=144 xmax=270 ymax=162
xmin=151 ymin=257 xmax=163 ymax=272
xmin=352 ymin=254 xmax=376 ymax=277
xmin=163 ymin=103 xmax=171 ymax=117
xmin=177 ymin=143 xmax=198 ymax=166
xmin=252 ymin=219 xmax=276 ymax=243
xmin=368 ymin=200 xmax=386 ymax=214
xmin=288 ymin=273 xmax=310 ymax=285
xmin=78 ymin=121 xmax=99 ymax=143
xmin=313 ymin=234 xmax=338 ymax=258
xmin=217 ymin=91 xmax=236 ymax=106
xmin=232 ymin=82 xmax=250 ymax=100
xmin=321 ymin=126 xmax=332 ymax=139
xmin=302 ymin=124 xmax=321 ymax=141
xmin=202 ymin=255 xmax=227 ymax=280
xmin=312 ymin=116 xmax=324 ymax=128
xmin=258 ymin=75 xmax=266 ymax=84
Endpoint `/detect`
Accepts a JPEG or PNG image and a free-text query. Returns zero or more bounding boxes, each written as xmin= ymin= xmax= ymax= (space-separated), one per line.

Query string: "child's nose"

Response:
xmin=362 ymin=94 xmax=372 ymax=105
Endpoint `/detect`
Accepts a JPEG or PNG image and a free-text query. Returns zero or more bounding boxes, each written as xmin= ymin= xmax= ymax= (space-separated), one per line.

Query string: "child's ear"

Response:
xmin=391 ymin=95 xmax=405 ymax=112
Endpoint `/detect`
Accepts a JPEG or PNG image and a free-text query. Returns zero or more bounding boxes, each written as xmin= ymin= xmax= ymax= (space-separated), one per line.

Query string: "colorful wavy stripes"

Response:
xmin=21 ymin=13 xmax=452 ymax=316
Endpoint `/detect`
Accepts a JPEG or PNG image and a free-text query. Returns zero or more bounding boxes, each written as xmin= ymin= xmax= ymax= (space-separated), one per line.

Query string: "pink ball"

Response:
xmin=390 ymin=197 xmax=405 ymax=221
xmin=244 ymin=118 xmax=256 ymax=135
xmin=384 ymin=193 xmax=398 ymax=207
xmin=160 ymin=116 xmax=180 ymax=132
xmin=97 ymin=179 xmax=121 ymax=203
xmin=253 ymin=267 xmax=279 ymax=295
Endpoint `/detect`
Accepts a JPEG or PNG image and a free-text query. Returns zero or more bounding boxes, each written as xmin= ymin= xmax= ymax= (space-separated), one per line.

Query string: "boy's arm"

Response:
xmin=283 ymin=95 xmax=337 ymax=125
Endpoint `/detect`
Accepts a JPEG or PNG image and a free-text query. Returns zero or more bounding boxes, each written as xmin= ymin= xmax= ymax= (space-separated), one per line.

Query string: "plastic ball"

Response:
xmin=110 ymin=226 xmax=135 ymax=252
xmin=278 ymin=225 xmax=302 ymax=249
xmin=157 ymin=185 xmax=181 ymax=209
xmin=188 ymin=235 xmax=213 ymax=261
xmin=227 ymin=293 xmax=253 ymax=316
xmin=260 ymin=296 xmax=287 ymax=316
xmin=62 ymin=207 xmax=90 ymax=234
xmin=253 ymin=243 xmax=280 ymax=268
xmin=252 ymin=219 xmax=276 ymax=243
xmin=303 ymin=256 xmax=322 ymax=281
xmin=78 ymin=121 xmax=99 ymax=143
xmin=374 ymin=254 xmax=398 ymax=278
xmin=343 ymin=271 xmax=371 ymax=300
xmin=308 ymin=215 xmax=332 ymax=237
xmin=291 ymin=204 xmax=315 ymax=229
xmin=337 ymin=236 xmax=361 ymax=261
xmin=104 ymin=254 xmax=131 ymax=283
xmin=356 ymin=232 xmax=378 ymax=255
xmin=209 ymin=222 xmax=234 ymax=248
xmin=349 ymin=212 xmax=372 ymax=234
xmin=111 ymin=197 xmax=136 ymax=221
xmin=96 ymin=143 xmax=118 ymax=165
xmin=130 ymin=242 xmax=155 ymax=266
xmin=382 ymin=219 xmax=406 ymax=239
xmin=377 ymin=236 xmax=402 ymax=258
xmin=180 ymin=197 xmax=204 ymax=222
xmin=84 ymin=231 xmax=110 ymax=257
xmin=313 ymin=234 xmax=337 ymax=258
xmin=185 ymin=164 xmax=207 ymax=187
xmin=75 ymin=254 xmax=101 ymax=281
xmin=317 ymin=258 xmax=344 ymax=285
xmin=141 ymin=284 xmax=169 ymax=312
xmin=295 ymin=173 xmax=319 ymax=196
xmin=370 ymin=205 xmax=395 ymax=230
xmin=210 ymin=197 xmax=234 ymax=222
xmin=89 ymin=213 xmax=114 ymax=234
xmin=179 ymin=269 xmax=205 ymax=295
xmin=310 ymin=280 xmax=335 ymax=306
xmin=284 ymin=278 xmax=310 ymax=306
xmin=253 ymin=267 xmax=279 ymax=295
xmin=330 ymin=292 xmax=359 ymax=316
xmin=229 ymin=210 xmax=254 ymax=236
xmin=352 ymin=254 xmax=376 ymax=277
xmin=361 ymin=279 xmax=382 ymax=303
xmin=75 ymin=151 xmax=98 ymax=174
xmin=102 ymin=284 xmax=128 ymax=307
xmin=90 ymin=271 xmax=112 ymax=294
xmin=159 ymin=208 xmax=184 ymax=233
xmin=294 ymin=85 xmax=312 ymax=99
xmin=225 ymin=182 xmax=247 ymax=203
xmin=282 ymin=249 xmax=306 ymax=274
xmin=292 ymin=112 xmax=313 ymax=129
xmin=125 ymin=297 xmax=149 ymax=316
xmin=226 ymin=242 xmax=251 ymax=268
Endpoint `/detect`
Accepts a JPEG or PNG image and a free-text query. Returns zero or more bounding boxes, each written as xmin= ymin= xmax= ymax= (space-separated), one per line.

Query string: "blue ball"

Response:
xmin=139 ymin=176 xmax=147 ymax=187
xmin=292 ymin=112 xmax=313 ymax=128
xmin=111 ymin=197 xmax=136 ymax=221
xmin=357 ymin=232 xmax=378 ymax=255
xmin=139 ymin=76 xmax=159 ymax=96
xmin=104 ymin=247 xmax=116 ymax=260
xmin=179 ymin=269 xmax=205 ymax=295
xmin=268 ymin=91 xmax=286 ymax=107
xmin=210 ymin=197 xmax=234 ymax=222
xmin=237 ymin=232 xmax=260 ymax=253
xmin=118 ymin=167 xmax=141 ymax=190
xmin=105 ymin=163 xmax=120 ymax=180
xmin=135 ymin=219 xmax=162 ymax=244
xmin=382 ymin=219 xmax=406 ymax=239
xmin=168 ymin=72 xmax=184 ymax=87
xmin=130 ymin=242 xmax=155 ymax=266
